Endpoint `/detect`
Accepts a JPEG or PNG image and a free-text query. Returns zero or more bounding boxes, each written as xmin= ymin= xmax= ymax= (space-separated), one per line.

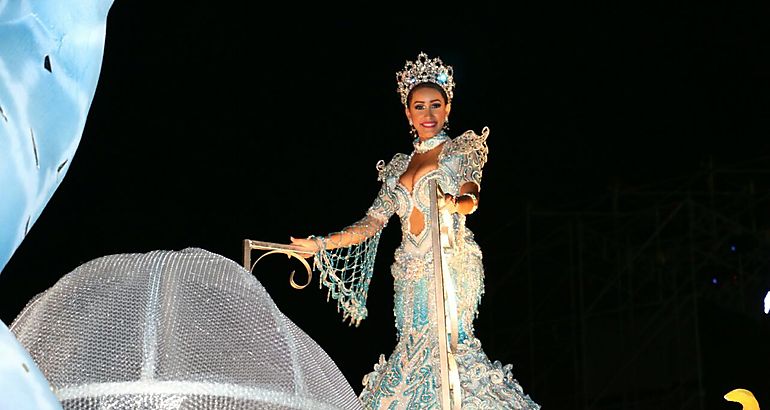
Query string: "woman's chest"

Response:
xmin=392 ymin=159 xmax=459 ymax=215
xmin=398 ymin=154 xmax=440 ymax=193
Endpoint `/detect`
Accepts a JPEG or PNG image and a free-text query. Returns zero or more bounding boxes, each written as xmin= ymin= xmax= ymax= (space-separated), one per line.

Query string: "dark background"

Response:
xmin=2 ymin=2 xmax=770 ymax=409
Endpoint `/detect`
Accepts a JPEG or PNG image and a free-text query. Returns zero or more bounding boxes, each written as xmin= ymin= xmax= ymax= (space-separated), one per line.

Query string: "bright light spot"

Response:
xmin=712 ymin=277 xmax=718 ymax=285
xmin=764 ymin=291 xmax=770 ymax=314
xmin=725 ymin=388 xmax=760 ymax=410
xmin=730 ymin=245 xmax=736 ymax=252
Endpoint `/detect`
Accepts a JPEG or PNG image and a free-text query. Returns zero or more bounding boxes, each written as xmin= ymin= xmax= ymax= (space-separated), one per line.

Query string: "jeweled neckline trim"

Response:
xmin=413 ymin=131 xmax=449 ymax=154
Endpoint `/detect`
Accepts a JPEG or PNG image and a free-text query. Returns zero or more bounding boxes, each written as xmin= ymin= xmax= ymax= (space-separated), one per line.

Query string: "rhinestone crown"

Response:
xmin=396 ymin=52 xmax=455 ymax=106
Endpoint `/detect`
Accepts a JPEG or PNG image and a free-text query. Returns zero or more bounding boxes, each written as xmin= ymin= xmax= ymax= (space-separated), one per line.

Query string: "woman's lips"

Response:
xmin=420 ymin=121 xmax=437 ymax=128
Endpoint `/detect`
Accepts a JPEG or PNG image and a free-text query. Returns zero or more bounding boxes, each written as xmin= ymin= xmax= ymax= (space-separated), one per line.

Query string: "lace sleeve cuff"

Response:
xmin=313 ymin=220 xmax=384 ymax=326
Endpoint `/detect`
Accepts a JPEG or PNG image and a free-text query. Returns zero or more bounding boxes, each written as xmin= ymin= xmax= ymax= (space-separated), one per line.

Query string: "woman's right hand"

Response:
xmin=290 ymin=236 xmax=322 ymax=258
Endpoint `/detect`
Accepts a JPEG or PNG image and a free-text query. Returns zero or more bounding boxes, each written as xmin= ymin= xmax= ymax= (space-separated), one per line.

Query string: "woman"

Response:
xmin=290 ymin=52 xmax=540 ymax=409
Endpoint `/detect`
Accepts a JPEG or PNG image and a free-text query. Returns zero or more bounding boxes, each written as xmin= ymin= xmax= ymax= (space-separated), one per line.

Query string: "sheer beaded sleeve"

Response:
xmin=311 ymin=154 xmax=407 ymax=326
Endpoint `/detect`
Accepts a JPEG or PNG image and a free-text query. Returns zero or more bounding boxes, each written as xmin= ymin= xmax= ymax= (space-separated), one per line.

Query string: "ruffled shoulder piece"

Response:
xmin=375 ymin=152 xmax=410 ymax=182
xmin=441 ymin=126 xmax=490 ymax=168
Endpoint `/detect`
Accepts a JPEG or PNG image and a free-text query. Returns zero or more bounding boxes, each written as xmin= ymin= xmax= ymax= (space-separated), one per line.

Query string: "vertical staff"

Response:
xmin=429 ymin=179 xmax=461 ymax=410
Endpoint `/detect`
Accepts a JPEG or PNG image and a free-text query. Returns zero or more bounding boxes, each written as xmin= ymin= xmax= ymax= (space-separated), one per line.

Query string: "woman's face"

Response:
xmin=405 ymin=86 xmax=451 ymax=140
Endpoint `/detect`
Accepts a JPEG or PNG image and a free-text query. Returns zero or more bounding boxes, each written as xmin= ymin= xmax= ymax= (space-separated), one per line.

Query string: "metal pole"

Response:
xmin=429 ymin=179 xmax=454 ymax=409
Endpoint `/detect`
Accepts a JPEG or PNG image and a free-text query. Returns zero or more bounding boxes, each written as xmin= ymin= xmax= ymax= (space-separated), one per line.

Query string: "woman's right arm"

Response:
xmin=290 ymin=214 xmax=386 ymax=253
xmin=290 ymin=178 xmax=396 ymax=253
xmin=287 ymin=158 xmax=402 ymax=326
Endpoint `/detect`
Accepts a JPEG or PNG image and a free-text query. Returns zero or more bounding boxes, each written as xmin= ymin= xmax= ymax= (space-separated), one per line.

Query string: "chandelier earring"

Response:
xmin=408 ymin=120 xmax=417 ymax=137
xmin=443 ymin=117 xmax=450 ymax=132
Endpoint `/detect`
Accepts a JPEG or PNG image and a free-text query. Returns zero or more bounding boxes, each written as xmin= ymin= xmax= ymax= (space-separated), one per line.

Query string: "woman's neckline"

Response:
xmin=413 ymin=131 xmax=450 ymax=154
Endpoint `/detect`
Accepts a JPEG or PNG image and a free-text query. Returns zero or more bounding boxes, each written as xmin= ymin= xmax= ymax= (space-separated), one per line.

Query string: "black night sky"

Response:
xmin=2 ymin=2 xmax=770 ymax=409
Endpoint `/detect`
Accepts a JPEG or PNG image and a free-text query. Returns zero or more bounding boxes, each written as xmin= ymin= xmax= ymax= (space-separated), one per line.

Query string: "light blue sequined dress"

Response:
xmin=313 ymin=128 xmax=540 ymax=410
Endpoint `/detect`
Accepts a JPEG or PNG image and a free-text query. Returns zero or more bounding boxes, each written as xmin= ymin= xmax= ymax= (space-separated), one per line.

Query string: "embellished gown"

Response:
xmin=312 ymin=127 xmax=540 ymax=410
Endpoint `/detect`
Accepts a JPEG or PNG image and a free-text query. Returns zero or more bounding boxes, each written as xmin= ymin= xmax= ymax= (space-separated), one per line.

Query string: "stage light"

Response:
xmin=725 ymin=388 xmax=759 ymax=410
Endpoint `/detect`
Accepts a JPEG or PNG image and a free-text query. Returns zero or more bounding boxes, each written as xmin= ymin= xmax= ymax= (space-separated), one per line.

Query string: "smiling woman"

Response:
xmin=286 ymin=52 xmax=540 ymax=409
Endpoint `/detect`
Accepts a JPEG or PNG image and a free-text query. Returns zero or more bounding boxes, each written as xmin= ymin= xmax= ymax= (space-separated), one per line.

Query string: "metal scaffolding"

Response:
xmin=485 ymin=156 xmax=770 ymax=409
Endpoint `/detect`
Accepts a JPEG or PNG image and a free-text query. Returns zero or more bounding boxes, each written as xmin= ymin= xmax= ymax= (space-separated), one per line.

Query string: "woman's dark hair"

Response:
xmin=406 ymin=82 xmax=449 ymax=106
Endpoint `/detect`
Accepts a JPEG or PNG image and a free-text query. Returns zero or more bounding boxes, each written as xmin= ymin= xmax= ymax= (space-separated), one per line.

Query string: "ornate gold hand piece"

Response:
xmin=243 ymin=239 xmax=315 ymax=289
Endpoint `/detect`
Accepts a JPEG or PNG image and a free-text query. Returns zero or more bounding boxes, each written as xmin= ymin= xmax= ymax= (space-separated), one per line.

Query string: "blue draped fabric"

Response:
xmin=0 ymin=1 xmax=114 ymax=408
xmin=0 ymin=0 xmax=113 ymax=273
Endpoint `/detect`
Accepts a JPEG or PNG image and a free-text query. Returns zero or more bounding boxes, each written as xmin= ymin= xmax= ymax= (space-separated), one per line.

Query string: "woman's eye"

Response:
xmin=414 ymin=104 xmax=425 ymax=110
xmin=431 ymin=103 xmax=441 ymax=109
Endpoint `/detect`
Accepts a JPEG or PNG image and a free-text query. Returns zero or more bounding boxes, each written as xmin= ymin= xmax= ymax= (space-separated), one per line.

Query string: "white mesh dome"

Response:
xmin=10 ymin=248 xmax=363 ymax=410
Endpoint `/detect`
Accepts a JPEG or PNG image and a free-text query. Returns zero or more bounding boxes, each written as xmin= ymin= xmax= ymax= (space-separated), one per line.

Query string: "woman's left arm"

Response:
xmin=442 ymin=126 xmax=489 ymax=215
xmin=443 ymin=182 xmax=479 ymax=215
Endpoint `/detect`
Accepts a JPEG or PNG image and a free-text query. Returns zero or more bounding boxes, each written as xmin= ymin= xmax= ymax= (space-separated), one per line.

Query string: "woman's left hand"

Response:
xmin=439 ymin=193 xmax=459 ymax=213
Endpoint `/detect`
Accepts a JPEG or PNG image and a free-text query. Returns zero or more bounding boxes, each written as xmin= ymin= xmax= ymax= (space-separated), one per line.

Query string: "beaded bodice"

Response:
xmin=370 ymin=128 xmax=489 ymax=253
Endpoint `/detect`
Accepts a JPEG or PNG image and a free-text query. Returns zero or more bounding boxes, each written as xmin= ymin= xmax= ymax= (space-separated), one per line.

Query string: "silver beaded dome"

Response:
xmin=11 ymin=248 xmax=362 ymax=410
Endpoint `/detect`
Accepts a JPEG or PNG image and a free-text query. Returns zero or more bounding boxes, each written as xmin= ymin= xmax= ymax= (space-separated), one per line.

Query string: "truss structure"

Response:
xmin=482 ymin=156 xmax=770 ymax=409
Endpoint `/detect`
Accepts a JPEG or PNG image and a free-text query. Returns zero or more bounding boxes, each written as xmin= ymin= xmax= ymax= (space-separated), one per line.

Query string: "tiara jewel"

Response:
xmin=396 ymin=52 xmax=455 ymax=106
